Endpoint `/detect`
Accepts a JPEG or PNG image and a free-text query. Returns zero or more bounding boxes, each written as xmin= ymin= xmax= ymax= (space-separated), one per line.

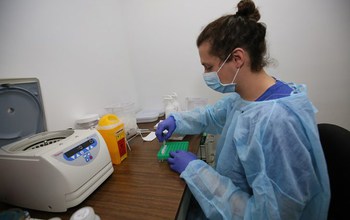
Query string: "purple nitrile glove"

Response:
xmin=155 ymin=116 xmax=176 ymax=142
xmin=167 ymin=150 xmax=197 ymax=174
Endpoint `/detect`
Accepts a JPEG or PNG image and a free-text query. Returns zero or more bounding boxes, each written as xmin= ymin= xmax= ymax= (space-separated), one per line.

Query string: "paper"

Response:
xmin=142 ymin=131 xmax=157 ymax=142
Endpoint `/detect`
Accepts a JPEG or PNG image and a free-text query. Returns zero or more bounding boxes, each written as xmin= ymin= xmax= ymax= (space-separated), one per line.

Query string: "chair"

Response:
xmin=318 ymin=123 xmax=350 ymax=220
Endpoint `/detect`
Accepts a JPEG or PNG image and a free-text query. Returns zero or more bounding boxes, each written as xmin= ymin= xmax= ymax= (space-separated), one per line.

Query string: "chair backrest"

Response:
xmin=318 ymin=123 xmax=350 ymax=220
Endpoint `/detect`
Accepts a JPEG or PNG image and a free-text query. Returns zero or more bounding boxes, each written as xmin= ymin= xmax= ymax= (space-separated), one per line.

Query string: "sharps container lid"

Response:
xmin=96 ymin=114 xmax=123 ymax=130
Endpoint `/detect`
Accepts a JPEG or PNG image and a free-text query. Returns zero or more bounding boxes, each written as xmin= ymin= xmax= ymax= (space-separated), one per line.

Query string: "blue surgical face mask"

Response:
xmin=203 ymin=53 xmax=240 ymax=93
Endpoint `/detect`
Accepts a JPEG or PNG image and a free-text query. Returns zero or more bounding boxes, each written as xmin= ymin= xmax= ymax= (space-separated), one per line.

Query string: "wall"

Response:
xmin=124 ymin=0 xmax=350 ymax=130
xmin=0 ymin=0 xmax=349 ymax=131
xmin=120 ymin=0 xmax=228 ymax=111
xmin=0 ymin=0 xmax=138 ymax=130
xmin=262 ymin=0 xmax=350 ymax=130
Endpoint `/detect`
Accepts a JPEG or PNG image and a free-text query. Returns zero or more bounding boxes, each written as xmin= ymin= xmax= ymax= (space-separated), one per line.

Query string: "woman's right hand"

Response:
xmin=155 ymin=116 xmax=176 ymax=142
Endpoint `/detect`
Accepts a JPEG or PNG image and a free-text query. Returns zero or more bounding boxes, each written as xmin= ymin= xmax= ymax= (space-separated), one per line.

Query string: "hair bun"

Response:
xmin=236 ymin=0 xmax=260 ymax=22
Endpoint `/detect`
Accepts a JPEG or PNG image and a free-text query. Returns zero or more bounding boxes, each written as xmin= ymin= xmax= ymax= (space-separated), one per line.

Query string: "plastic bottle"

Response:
xmin=164 ymin=95 xmax=174 ymax=119
xmin=170 ymin=92 xmax=181 ymax=112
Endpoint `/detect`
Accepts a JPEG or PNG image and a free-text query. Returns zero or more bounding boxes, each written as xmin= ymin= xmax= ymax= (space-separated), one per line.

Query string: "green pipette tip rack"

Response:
xmin=157 ymin=141 xmax=189 ymax=161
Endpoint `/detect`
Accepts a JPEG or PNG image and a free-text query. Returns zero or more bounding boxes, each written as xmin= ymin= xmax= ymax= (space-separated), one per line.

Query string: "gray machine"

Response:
xmin=0 ymin=78 xmax=47 ymax=147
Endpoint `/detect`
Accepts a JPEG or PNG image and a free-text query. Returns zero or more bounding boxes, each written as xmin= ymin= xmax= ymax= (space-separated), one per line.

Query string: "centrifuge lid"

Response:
xmin=0 ymin=78 xmax=47 ymax=148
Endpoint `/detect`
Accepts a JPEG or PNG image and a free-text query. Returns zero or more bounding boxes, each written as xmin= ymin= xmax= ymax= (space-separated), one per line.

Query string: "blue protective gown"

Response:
xmin=171 ymin=83 xmax=330 ymax=220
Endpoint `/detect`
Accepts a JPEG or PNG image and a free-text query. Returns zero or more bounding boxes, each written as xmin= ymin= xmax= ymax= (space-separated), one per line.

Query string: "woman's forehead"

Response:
xmin=198 ymin=41 xmax=211 ymax=55
xmin=199 ymin=42 xmax=220 ymax=64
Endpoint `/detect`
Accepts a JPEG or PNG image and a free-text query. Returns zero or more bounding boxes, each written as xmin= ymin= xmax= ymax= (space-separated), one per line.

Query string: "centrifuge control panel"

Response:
xmin=54 ymin=134 xmax=101 ymax=166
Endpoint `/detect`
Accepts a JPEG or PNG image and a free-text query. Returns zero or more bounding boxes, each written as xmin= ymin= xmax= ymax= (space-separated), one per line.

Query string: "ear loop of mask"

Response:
xmin=217 ymin=52 xmax=240 ymax=86
xmin=217 ymin=53 xmax=232 ymax=73
xmin=231 ymin=67 xmax=240 ymax=84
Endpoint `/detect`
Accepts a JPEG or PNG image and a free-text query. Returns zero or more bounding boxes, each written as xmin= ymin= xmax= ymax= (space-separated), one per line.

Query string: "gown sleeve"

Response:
xmin=171 ymin=95 xmax=237 ymax=135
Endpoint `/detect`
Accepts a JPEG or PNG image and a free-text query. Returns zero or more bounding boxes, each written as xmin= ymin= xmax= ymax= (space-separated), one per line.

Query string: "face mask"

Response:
xmin=203 ymin=53 xmax=240 ymax=93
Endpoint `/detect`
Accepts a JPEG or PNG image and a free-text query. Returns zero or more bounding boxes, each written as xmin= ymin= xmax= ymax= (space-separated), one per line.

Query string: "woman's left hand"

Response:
xmin=167 ymin=150 xmax=197 ymax=174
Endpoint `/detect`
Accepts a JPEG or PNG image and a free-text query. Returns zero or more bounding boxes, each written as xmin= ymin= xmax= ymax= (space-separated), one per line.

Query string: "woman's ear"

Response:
xmin=232 ymin=48 xmax=245 ymax=68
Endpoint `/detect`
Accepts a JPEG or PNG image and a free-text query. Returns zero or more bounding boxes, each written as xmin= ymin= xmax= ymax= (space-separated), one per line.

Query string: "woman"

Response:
xmin=155 ymin=0 xmax=330 ymax=219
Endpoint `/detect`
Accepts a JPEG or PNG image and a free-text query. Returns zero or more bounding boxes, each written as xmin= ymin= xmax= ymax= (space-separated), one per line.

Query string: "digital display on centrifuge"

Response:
xmin=64 ymin=139 xmax=94 ymax=158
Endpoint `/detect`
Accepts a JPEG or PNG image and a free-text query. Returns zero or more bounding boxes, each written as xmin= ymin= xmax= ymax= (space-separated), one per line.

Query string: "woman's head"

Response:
xmin=197 ymin=0 xmax=267 ymax=72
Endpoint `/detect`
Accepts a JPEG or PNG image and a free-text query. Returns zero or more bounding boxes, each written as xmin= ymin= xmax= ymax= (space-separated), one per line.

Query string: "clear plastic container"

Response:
xmin=105 ymin=102 xmax=137 ymax=138
xmin=170 ymin=92 xmax=181 ymax=112
xmin=163 ymin=96 xmax=174 ymax=119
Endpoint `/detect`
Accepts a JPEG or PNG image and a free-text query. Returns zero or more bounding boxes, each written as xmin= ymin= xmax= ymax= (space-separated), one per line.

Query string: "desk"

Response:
xmin=0 ymin=122 xmax=201 ymax=220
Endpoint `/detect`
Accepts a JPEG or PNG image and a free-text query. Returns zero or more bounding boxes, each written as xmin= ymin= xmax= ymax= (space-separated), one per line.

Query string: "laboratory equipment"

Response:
xmin=161 ymin=130 xmax=169 ymax=155
xmin=97 ymin=114 xmax=127 ymax=165
xmin=0 ymin=78 xmax=47 ymax=147
xmin=199 ymin=133 xmax=218 ymax=167
xmin=0 ymin=129 xmax=114 ymax=212
xmin=157 ymin=141 xmax=189 ymax=161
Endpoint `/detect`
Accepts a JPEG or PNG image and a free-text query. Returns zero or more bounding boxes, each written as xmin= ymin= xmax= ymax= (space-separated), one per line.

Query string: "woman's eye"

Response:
xmin=204 ymin=66 xmax=212 ymax=72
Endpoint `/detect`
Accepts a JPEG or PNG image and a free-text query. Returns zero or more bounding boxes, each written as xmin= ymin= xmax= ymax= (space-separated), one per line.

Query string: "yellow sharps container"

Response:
xmin=97 ymin=114 xmax=127 ymax=164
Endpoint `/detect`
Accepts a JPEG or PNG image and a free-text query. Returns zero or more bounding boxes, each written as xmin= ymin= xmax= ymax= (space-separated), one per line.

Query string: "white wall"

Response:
xmin=124 ymin=0 xmax=350 ymax=130
xmin=1 ymin=0 xmax=349 ymax=131
xmin=0 ymin=0 xmax=138 ymax=130
xmin=120 ymin=0 xmax=229 ymax=111
xmin=262 ymin=0 xmax=350 ymax=130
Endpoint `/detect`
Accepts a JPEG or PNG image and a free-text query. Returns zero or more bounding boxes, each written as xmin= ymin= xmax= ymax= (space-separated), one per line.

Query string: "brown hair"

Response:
xmin=197 ymin=0 xmax=268 ymax=72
